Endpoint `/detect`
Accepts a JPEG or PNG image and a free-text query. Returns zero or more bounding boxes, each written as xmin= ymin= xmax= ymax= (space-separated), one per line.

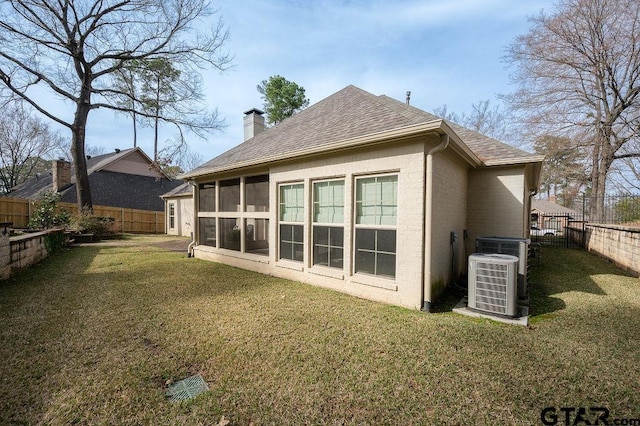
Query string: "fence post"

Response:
xmin=155 ymin=212 xmax=158 ymax=234
xmin=121 ymin=208 xmax=124 ymax=234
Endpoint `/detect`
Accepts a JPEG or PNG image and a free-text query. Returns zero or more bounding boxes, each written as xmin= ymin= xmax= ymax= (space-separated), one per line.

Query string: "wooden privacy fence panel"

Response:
xmin=57 ymin=202 xmax=164 ymax=234
xmin=0 ymin=197 xmax=164 ymax=234
xmin=0 ymin=197 xmax=30 ymax=228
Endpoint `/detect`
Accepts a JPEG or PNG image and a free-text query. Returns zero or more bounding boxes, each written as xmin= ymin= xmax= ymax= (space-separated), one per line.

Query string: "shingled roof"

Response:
xmin=7 ymin=148 xmax=140 ymax=199
xmin=532 ymin=199 xmax=578 ymax=215
xmin=184 ymin=85 xmax=541 ymax=179
xmin=4 ymin=147 xmax=181 ymax=212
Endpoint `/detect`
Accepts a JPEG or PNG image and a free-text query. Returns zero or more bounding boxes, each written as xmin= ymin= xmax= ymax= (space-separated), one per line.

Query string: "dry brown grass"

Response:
xmin=0 ymin=237 xmax=638 ymax=425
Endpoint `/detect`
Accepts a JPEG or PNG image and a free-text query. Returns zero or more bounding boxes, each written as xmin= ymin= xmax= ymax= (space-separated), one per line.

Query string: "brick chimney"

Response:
xmin=52 ymin=159 xmax=71 ymax=192
xmin=243 ymin=108 xmax=265 ymax=141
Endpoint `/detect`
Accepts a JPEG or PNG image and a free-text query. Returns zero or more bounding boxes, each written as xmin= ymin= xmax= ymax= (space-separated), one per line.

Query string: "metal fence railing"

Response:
xmin=533 ymin=194 xmax=640 ymax=250
xmin=562 ymin=195 xmax=640 ymax=225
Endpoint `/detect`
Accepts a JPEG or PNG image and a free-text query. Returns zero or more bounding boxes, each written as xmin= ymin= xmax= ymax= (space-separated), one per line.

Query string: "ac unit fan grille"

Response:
xmin=474 ymin=261 xmax=509 ymax=314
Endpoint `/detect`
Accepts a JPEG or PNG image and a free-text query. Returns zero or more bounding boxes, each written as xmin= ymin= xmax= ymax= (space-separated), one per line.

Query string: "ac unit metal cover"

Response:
xmin=476 ymin=237 xmax=530 ymax=300
xmin=468 ymin=253 xmax=518 ymax=317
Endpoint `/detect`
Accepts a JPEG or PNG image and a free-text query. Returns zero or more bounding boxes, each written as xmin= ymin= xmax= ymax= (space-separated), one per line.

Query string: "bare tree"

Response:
xmin=0 ymin=101 xmax=65 ymax=193
xmin=434 ymin=99 xmax=511 ymax=142
xmin=0 ymin=0 xmax=231 ymax=211
xmin=504 ymin=0 xmax=640 ymax=220
xmin=533 ymin=135 xmax=589 ymax=206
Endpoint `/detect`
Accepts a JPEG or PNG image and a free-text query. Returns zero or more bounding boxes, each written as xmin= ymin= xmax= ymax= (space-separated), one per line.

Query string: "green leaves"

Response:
xmin=257 ymin=75 xmax=310 ymax=126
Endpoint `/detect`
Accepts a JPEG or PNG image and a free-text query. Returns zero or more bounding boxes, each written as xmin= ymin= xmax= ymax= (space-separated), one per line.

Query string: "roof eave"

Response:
xmin=438 ymin=121 xmax=482 ymax=167
xmin=483 ymin=155 xmax=545 ymax=167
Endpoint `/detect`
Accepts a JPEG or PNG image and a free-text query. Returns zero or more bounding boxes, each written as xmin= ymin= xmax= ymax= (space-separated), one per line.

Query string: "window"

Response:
xmin=199 ymin=217 xmax=216 ymax=247
xmin=313 ymin=180 xmax=344 ymax=268
xmin=169 ymin=203 xmax=176 ymax=229
xmin=219 ymin=179 xmax=240 ymax=212
xmin=355 ymin=229 xmax=396 ymax=277
xmin=246 ymin=218 xmax=269 ymax=256
xmin=219 ymin=218 xmax=241 ymax=251
xmin=280 ymin=223 xmax=303 ymax=261
xmin=279 ymin=183 xmax=304 ymax=261
xmin=199 ymin=183 xmax=216 ymax=212
xmin=245 ymin=175 xmax=269 ymax=212
xmin=354 ymin=175 xmax=397 ymax=278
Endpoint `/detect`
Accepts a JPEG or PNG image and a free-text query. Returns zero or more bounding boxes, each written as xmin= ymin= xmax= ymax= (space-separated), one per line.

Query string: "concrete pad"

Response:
xmin=453 ymin=296 xmax=529 ymax=326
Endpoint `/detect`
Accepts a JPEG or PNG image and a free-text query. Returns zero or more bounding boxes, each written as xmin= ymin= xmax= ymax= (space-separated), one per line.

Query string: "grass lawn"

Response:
xmin=1 ymin=236 xmax=638 ymax=425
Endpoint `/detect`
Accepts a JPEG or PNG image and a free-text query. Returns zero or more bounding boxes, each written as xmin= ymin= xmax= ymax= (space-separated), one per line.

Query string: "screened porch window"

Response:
xmin=219 ymin=178 xmax=241 ymax=212
xmin=354 ymin=175 xmax=398 ymax=278
xmin=245 ymin=174 xmax=269 ymax=212
xmin=199 ymin=182 xmax=216 ymax=212
xmin=199 ymin=217 xmax=216 ymax=247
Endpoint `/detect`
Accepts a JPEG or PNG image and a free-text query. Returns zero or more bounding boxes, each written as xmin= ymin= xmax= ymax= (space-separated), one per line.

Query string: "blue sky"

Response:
xmin=82 ymin=0 xmax=555 ymax=166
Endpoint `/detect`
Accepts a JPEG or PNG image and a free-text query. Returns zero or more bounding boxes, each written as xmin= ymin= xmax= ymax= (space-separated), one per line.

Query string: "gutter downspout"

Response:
xmin=187 ymin=180 xmax=197 ymax=257
xmin=422 ymin=133 xmax=450 ymax=312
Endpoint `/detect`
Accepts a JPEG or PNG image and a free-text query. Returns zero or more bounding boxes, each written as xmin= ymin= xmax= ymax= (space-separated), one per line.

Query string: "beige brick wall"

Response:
xmin=466 ymin=166 xmax=527 ymax=248
xmin=192 ymin=141 xmax=534 ymax=310
xmin=429 ymin=150 xmax=468 ymax=300
xmin=3 ymin=229 xmax=63 ymax=278
xmin=195 ymin=139 xmax=428 ymax=309
xmin=584 ymin=224 xmax=640 ymax=277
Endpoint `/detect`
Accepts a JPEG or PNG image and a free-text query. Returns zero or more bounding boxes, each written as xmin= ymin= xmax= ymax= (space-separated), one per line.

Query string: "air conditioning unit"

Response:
xmin=476 ymin=237 xmax=530 ymax=301
xmin=468 ymin=253 xmax=519 ymax=317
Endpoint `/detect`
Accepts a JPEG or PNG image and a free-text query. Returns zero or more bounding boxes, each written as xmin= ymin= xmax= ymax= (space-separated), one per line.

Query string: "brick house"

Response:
xmin=181 ymin=86 xmax=543 ymax=310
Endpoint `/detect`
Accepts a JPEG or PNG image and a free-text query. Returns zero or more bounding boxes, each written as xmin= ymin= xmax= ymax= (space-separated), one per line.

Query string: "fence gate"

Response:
xmin=530 ymin=213 xmax=584 ymax=249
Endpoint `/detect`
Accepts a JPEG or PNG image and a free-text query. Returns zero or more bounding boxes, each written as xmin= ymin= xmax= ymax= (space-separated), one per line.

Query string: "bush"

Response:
xmin=68 ymin=208 xmax=118 ymax=238
xmin=29 ymin=192 xmax=70 ymax=230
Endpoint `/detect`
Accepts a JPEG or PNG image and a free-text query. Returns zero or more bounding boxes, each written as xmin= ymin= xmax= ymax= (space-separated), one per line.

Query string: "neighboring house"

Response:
xmin=161 ymin=182 xmax=194 ymax=236
xmin=531 ymin=198 xmax=579 ymax=233
xmin=180 ymin=85 xmax=544 ymax=311
xmin=4 ymin=147 xmax=181 ymax=212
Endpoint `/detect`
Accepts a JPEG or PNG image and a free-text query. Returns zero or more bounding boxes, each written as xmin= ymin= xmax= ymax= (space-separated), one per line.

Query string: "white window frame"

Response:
xmin=278 ymin=182 xmax=305 ymax=262
xmin=168 ymin=202 xmax=176 ymax=230
xmin=312 ymin=178 xmax=345 ymax=269
xmin=353 ymin=173 xmax=398 ymax=279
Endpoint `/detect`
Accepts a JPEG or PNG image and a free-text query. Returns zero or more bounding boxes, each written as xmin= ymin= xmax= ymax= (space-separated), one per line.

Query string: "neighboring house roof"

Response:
xmin=532 ymin=199 xmax=578 ymax=215
xmin=4 ymin=147 xmax=181 ymax=212
xmin=183 ymin=85 xmax=542 ymax=179
xmin=161 ymin=182 xmax=192 ymax=199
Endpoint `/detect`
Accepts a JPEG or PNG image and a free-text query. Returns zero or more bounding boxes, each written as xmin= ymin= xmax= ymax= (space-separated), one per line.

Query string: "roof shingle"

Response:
xmin=184 ymin=85 xmax=541 ymax=178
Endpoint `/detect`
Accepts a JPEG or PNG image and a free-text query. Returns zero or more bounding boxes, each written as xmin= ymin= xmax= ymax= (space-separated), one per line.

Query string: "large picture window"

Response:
xmin=279 ymin=183 xmax=304 ymax=262
xmin=354 ymin=175 xmax=397 ymax=278
xmin=313 ymin=180 xmax=344 ymax=269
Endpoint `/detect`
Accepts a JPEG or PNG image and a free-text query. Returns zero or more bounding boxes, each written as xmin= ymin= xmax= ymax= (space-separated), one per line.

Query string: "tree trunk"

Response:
xmin=132 ymin=109 xmax=137 ymax=148
xmin=71 ymin=91 xmax=93 ymax=212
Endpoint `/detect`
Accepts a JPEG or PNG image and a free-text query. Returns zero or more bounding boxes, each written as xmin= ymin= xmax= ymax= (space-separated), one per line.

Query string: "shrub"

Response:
xmin=29 ymin=192 xmax=70 ymax=230
xmin=68 ymin=208 xmax=118 ymax=238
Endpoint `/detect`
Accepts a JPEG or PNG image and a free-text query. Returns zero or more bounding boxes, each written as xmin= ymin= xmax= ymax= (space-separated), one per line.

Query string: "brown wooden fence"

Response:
xmin=0 ymin=197 xmax=165 ymax=234
xmin=0 ymin=197 xmax=30 ymax=228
